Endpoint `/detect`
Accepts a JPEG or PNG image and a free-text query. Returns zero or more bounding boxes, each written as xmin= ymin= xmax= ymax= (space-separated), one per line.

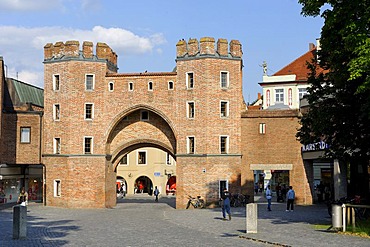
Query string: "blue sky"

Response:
xmin=0 ymin=0 xmax=323 ymax=103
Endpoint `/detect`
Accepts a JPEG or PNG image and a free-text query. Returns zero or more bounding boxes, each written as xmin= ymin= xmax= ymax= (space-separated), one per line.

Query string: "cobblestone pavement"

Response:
xmin=1 ymin=195 xmax=369 ymax=247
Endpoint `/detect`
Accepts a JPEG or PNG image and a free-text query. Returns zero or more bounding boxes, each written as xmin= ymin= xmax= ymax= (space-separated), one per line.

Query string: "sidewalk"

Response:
xmin=0 ymin=196 xmax=369 ymax=246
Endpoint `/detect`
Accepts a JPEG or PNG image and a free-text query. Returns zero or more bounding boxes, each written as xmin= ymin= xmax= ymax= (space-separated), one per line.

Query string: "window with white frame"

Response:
xmin=108 ymin=81 xmax=114 ymax=92
xmin=187 ymin=136 xmax=195 ymax=154
xmin=54 ymin=137 xmax=61 ymax=154
xmin=148 ymin=81 xmax=153 ymax=91
xmin=53 ymin=74 xmax=60 ymax=91
xmin=137 ymin=151 xmax=147 ymax=165
xmin=85 ymin=103 xmax=94 ymax=120
xmin=84 ymin=137 xmax=93 ymax=154
xmin=128 ymin=82 xmax=134 ymax=91
xmin=220 ymin=135 xmax=229 ymax=154
xmin=187 ymin=101 xmax=195 ymax=119
xmin=85 ymin=74 xmax=94 ymax=91
xmin=220 ymin=71 xmax=229 ymax=88
xmin=53 ymin=104 xmax=60 ymax=120
xmin=298 ymin=88 xmax=308 ymax=99
xmin=119 ymin=154 xmax=128 ymax=166
xmin=186 ymin=72 xmax=194 ymax=89
xmin=220 ymin=101 xmax=229 ymax=117
xmin=141 ymin=111 xmax=149 ymax=121
xmin=168 ymin=81 xmax=174 ymax=90
xmin=259 ymin=123 xmax=266 ymax=134
xmin=275 ymin=88 xmax=284 ymax=103
xmin=54 ymin=179 xmax=61 ymax=197
xmin=20 ymin=127 xmax=31 ymax=143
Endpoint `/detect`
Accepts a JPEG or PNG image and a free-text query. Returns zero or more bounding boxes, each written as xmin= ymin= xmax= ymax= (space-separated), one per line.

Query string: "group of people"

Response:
xmin=265 ymin=185 xmax=295 ymax=212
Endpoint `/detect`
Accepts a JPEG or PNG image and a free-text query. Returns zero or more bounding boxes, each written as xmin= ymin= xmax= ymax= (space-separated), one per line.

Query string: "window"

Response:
xmin=266 ymin=90 xmax=271 ymax=107
xmin=128 ymin=82 xmax=134 ymax=91
xmin=186 ymin=72 xmax=194 ymax=89
xmin=85 ymin=103 xmax=94 ymax=120
xmin=85 ymin=74 xmax=94 ymax=90
xmin=275 ymin=89 xmax=284 ymax=103
xmin=220 ymin=71 xmax=229 ymax=88
xmin=220 ymin=101 xmax=229 ymax=117
xmin=109 ymin=81 xmax=114 ymax=92
xmin=141 ymin=111 xmax=149 ymax=121
xmin=220 ymin=136 xmax=229 ymax=154
xmin=54 ymin=137 xmax=61 ymax=154
xmin=54 ymin=179 xmax=61 ymax=197
xmin=259 ymin=123 xmax=266 ymax=134
xmin=53 ymin=74 xmax=60 ymax=91
xmin=187 ymin=136 xmax=195 ymax=154
xmin=84 ymin=137 xmax=93 ymax=154
xmin=20 ymin=127 xmax=31 ymax=143
xmin=53 ymin=104 xmax=60 ymax=120
xmin=187 ymin=101 xmax=195 ymax=119
xmin=288 ymin=88 xmax=293 ymax=106
xmin=137 ymin=151 xmax=147 ymax=165
xmin=119 ymin=154 xmax=128 ymax=166
xmin=299 ymin=88 xmax=308 ymax=99
xmin=168 ymin=81 xmax=174 ymax=90
xmin=148 ymin=81 xmax=153 ymax=91
xmin=166 ymin=153 xmax=171 ymax=165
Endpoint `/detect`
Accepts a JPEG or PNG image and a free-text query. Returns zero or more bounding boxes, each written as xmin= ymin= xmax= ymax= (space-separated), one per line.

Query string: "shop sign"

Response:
xmin=154 ymin=172 xmax=161 ymax=177
xmin=301 ymin=141 xmax=328 ymax=152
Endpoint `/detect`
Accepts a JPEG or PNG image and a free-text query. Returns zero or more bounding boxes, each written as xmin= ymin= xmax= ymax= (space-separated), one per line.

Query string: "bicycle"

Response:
xmin=186 ymin=195 xmax=205 ymax=209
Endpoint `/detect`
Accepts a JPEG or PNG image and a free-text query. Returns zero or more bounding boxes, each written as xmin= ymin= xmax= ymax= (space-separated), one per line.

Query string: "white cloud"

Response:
xmin=0 ymin=0 xmax=64 ymax=11
xmin=0 ymin=25 xmax=166 ymax=88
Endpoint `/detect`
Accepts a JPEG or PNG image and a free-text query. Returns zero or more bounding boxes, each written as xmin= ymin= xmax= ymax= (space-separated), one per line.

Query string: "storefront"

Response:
xmin=0 ymin=164 xmax=43 ymax=204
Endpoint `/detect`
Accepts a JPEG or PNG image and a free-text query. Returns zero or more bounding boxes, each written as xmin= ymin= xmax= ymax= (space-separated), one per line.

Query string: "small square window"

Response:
xmin=53 ymin=74 xmax=60 ymax=91
xmin=220 ymin=71 xmax=229 ymax=88
xmin=137 ymin=151 xmax=147 ymax=165
xmin=220 ymin=136 xmax=229 ymax=154
xmin=85 ymin=103 xmax=94 ymax=120
xmin=53 ymin=104 xmax=60 ymax=121
xmin=54 ymin=179 xmax=61 ymax=197
xmin=186 ymin=72 xmax=194 ymax=89
xmin=84 ymin=137 xmax=93 ymax=154
xmin=187 ymin=102 xmax=195 ymax=119
xmin=187 ymin=136 xmax=195 ymax=154
xmin=54 ymin=137 xmax=61 ymax=154
xmin=275 ymin=89 xmax=284 ymax=103
xmin=85 ymin=74 xmax=94 ymax=91
xmin=220 ymin=101 xmax=229 ymax=117
xmin=20 ymin=127 xmax=31 ymax=143
xmin=259 ymin=123 xmax=266 ymax=134
xmin=168 ymin=81 xmax=174 ymax=90
xmin=141 ymin=111 xmax=149 ymax=121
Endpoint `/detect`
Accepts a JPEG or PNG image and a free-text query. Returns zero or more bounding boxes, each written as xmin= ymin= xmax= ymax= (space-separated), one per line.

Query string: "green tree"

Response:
xmin=297 ymin=0 xmax=370 ymax=197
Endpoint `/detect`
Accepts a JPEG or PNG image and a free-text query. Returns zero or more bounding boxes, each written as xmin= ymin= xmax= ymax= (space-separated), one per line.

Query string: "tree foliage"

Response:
xmin=297 ymin=0 xmax=370 ymax=161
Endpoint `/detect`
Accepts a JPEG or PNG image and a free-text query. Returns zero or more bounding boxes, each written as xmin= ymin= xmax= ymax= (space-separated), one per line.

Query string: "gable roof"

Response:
xmin=273 ymin=47 xmax=324 ymax=81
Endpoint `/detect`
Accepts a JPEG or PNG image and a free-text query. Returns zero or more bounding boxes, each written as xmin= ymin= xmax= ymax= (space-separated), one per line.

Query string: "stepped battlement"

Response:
xmin=176 ymin=37 xmax=242 ymax=58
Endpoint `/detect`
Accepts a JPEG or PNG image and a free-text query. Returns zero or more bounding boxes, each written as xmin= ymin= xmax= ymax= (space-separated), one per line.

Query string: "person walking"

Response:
xmin=265 ymin=185 xmax=272 ymax=211
xmin=154 ymin=186 xmax=160 ymax=202
xmin=286 ymin=186 xmax=295 ymax=212
xmin=221 ymin=189 xmax=232 ymax=220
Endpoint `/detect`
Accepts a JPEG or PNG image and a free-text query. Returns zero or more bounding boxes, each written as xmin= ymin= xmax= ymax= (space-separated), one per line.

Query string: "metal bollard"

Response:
xmin=13 ymin=205 xmax=27 ymax=239
xmin=246 ymin=203 xmax=258 ymax=233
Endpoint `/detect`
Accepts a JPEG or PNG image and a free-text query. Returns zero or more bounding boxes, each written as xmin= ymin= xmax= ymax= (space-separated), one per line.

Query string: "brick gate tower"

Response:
xmin=42 ymin=37 xmax=244 ymax=208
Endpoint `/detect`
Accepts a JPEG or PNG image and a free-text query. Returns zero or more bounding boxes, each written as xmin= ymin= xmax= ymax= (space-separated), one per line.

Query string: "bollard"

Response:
xmin=13 ymin=205 xmax=27 ymax=239
xmin=246 ymin=203 xmax=257 ymax=233
xmin=331 ymin=204 xmax=342 ymax=229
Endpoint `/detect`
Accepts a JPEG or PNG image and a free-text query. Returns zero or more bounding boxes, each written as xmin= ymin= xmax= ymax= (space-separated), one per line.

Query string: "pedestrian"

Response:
xmin=265 ymin=185 xmax=272 ymax=211
xmin=17 ymin=187 xmax=28 ymax=206
xmin=286 ymin=186 xmax=295 ymax=212
xmin=221 ymin=189 xmax=232 ymax=220
xmin=254 ymin=183 xmax=259 ymax=195
xmin=121 ymin=183 xmax=126 ymax=197
xmin=154 ymin=186 xmax=160 ymax=202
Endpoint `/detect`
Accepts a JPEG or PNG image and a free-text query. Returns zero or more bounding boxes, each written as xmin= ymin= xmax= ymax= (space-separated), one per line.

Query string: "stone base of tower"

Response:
xmin=43 ymin=156 xmax=116 ymax=208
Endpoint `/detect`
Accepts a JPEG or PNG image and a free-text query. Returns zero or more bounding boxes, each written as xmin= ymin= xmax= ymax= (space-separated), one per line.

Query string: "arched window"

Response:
xmin=168 ymin=81 xmax=174 ymax=90
xmin=148 ymin=81 xmax=153 ymax=91
xmin=108 ymin=81 xmax=114 ymax=91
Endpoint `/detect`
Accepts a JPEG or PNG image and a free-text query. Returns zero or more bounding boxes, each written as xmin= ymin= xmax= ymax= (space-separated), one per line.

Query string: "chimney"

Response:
xmin=187 ymin=38 xmax=199 ymax=56
xmin=176 ymin=39 xmax=187 ymax=57
xmin=229 ymin=40 xmax=242 ymax=57
xmin=200 ymin=37 xmax=215 ymax=55
xmin=258 ymin=93 xmax=261 ymax=100
xmin=309 ymin=43 xmax=315 ymax=51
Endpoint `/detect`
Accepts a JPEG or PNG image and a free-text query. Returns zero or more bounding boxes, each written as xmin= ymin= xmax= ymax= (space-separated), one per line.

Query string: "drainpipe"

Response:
xmin=38 ymin=111 xmax=46 ymax=206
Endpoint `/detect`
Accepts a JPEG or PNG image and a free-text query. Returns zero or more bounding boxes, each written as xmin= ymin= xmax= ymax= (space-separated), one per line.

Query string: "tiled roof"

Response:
xmin=273 ymin=47 xmax=324 ymax=81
